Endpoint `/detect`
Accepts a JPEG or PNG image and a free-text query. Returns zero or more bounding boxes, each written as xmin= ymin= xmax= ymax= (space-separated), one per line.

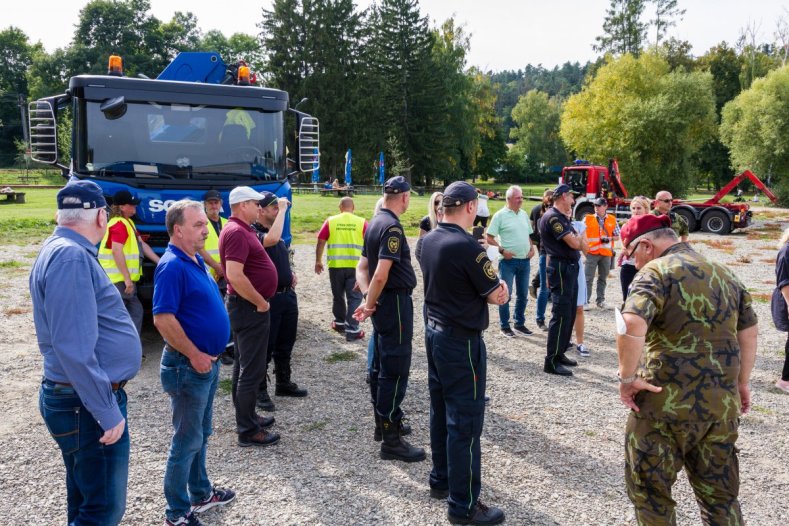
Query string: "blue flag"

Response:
xmin=378 ymin=151 xmax=385 ymax=184
xmin=311 ymin=147 xmax=320 ymax=183
xmin=344 ymin=148 xmax=352 ymax=185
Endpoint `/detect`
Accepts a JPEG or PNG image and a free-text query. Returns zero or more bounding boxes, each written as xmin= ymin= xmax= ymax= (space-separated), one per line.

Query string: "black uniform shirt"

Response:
xmin=529 ymin=203 xmax=547 ymax=254
xmin=538 ymin=207 xmax=580 ymax=261
xmin=251 ymin=223 xmax=293 ymax=290
xmin=362 ymin=208 xmax=417 ymax=290
xmin=420 ymin=223 xmax=501 ymax=332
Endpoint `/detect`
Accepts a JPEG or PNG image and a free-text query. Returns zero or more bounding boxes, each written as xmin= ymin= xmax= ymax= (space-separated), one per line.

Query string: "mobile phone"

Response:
xmin=472 ymin=226 xmax=484 ymax=240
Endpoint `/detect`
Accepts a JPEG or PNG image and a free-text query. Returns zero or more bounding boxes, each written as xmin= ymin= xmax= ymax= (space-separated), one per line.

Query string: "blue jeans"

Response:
xmin=39 ymin=380 xmax=130 ymax=526
xmin=536 ymin=253 xmax=549 ymax=323
xmin=498 ymin=257 xmax=531 ymax=328
xmin=160 ymin=349 xmax=219 ymax=520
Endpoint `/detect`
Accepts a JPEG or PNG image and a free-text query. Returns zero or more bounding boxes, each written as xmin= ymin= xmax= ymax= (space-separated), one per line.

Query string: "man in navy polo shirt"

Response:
xmin=153 ymin=200 xmax=236 ymax=526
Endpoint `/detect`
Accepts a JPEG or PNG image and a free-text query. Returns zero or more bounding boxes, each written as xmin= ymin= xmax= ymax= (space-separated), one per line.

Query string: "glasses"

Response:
xmin=657 ymin=198 xmax=672 ymax=203
xmin=434 ymin=200 xmax=441 ymax=206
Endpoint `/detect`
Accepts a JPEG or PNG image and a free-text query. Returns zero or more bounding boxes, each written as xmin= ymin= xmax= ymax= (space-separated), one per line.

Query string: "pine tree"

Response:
xmin=594 ymin=0 xmax=648 ymax=56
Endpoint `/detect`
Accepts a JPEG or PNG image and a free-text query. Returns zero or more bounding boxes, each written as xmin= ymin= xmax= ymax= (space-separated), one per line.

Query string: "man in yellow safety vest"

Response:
xmin=98 ymin=190 xmax=160 ymax=336
xmin=315 ymin=197 xmax=368 ymax=341
xmin=583 ymin=197 xmax=620 ymax=310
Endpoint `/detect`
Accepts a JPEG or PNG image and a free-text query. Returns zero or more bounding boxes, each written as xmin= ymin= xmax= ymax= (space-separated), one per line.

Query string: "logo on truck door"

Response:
xmin=148 ymin=199 xmax=178 ymax=213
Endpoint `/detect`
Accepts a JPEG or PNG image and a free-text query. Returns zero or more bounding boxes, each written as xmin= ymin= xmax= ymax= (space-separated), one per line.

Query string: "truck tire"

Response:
xmin=574 ymin=204 xmax=594 ymax=221
xmin=673 ymin=207 xmax=697 ymax=232
xmin=701 ymin=210 xmax=730 ymax=235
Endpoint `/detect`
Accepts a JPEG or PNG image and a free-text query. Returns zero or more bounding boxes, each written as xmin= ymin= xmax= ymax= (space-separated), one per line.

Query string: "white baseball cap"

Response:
xmin=229 ymin=186 xmax=265 ymax=205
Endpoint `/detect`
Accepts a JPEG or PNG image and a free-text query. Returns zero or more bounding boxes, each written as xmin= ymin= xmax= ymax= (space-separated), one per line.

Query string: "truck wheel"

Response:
xmin=574 ymin=204 xmax=594 ymax=221
xmin=701 ymin=210 xmax=730 ymax=235
xmin=673 ymin=208 xmax=697 ymax=232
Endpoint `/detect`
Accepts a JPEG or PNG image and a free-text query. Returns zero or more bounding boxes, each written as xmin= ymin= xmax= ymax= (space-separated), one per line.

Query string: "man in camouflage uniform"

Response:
xmin=615 ymin=214 xmax=758 ymax=525
xmin=652 ymin=191 xmax=689 ymax=242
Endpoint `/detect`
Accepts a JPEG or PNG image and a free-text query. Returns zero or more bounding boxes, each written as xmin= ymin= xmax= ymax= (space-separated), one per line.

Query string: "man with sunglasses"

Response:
xmin=652 ymin=191 xmax=688 ymax=242
xmin=617 ymin=213 xmax=757 ymax=525
xmin=220 ymin=186 xmax=281 ymax=448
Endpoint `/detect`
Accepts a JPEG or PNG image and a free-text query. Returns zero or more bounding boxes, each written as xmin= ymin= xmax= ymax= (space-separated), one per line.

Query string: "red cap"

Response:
xmin=621 ymin=214 xmax=672 ymax=249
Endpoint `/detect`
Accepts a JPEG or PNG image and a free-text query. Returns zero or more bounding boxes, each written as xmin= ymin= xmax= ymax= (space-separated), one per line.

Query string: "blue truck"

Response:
xmin=28 ymin=52 xmax=319 ymax=299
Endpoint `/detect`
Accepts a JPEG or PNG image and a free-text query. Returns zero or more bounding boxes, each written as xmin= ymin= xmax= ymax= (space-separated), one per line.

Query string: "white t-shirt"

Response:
xmin=476 ymin=194 xmax=490 ymax=217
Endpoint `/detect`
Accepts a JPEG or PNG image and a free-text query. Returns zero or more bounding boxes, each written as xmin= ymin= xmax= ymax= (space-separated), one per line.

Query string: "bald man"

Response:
xmin=315 ymin=197 xmax=368 ymax=341
xmin=652 ymin=191 xmax=689 ymax=242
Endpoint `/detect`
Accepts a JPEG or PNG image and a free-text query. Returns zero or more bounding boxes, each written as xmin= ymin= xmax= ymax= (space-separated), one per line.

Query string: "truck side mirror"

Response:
xmin=28 ymin=100 xmax=58 ymax=164
xmin=100 ymin=96 xmax=127 ymax=120
xmin=297 ymin=116 xmax=320 ymax=173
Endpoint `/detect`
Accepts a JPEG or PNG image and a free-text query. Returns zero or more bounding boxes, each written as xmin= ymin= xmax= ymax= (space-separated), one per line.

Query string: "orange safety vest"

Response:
xmin=583 ymin=213 xmax=617 ymax=256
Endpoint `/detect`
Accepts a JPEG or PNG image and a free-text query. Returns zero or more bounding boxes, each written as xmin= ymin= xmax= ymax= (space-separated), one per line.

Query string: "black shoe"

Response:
xmin=275 ymin=381 xmax=308 ymax=397
xmin=430 ymin=486 xmax=449 ymax=500
xmin=448 ymin=501 xmax=505 ymax=525
xmin=513 ymin=325 xmax=533 ymax=336
xmin=256 ymin=393 xmax=276 ymax=412
xmin=543 ymin=360 xmax=573 ymax=376
xmin=345 ymin=329 xmax=365 ymax=342
xmin=536 ymin=320 xmax=547 ymax=331
xmin=557 ymin=354 xmax=578 ymax=367
xmin=374 ymin=418 xmax=412 ymax=442
xmin=238 ymin=430 xmax=280 ymax=447
xmin=380 ymin=420 xmax=425 ymax=462
xmin=500 ymin=327 xmax=516 ymax=338
xmin=256 ymin=415 xmax=275 ymax=428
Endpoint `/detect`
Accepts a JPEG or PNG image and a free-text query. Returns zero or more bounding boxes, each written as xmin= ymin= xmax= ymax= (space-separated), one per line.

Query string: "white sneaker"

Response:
xmin=583 ymin=303 xmax=592 ymax=311
xmin=577 ymin=344 xmax=590 ymax=357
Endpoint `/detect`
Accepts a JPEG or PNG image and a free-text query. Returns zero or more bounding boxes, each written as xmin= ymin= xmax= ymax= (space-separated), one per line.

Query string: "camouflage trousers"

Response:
xmin=624 ymin=414 xmax=741 ymax=526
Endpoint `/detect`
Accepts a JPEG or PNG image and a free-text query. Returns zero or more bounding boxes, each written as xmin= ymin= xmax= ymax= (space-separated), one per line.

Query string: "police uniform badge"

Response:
xmin=551 ymin=218 xmax=564 ymax=235
xmin=483 ymin=260 xmax=497 ymax=280
xmin=387 ymin=236 xmax=400 ymax=254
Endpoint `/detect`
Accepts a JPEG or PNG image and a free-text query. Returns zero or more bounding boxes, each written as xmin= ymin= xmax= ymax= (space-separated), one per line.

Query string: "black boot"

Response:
xmin=543 ymin=357 xmax=573 ymax=376
xmin=274 ymin=364 xmax=308 ymax=397
xmin=557 ymin=353 xmax=578 ymax=367
xmin=379 ymin=419 xmax=425 ymax=462
xmin=257 ymin=375 xmax=276 ymax=411
xmin=374 ymin=414 xmax=412 ymax=442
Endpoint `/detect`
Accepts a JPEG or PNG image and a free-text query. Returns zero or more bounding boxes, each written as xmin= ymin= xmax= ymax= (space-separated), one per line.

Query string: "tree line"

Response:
xmin=1 ymin=0 xmax=788 ymax=203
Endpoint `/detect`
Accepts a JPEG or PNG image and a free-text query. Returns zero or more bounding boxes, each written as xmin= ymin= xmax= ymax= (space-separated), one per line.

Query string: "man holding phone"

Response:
xmin=486 ymin=185 xmax=535 ymax=338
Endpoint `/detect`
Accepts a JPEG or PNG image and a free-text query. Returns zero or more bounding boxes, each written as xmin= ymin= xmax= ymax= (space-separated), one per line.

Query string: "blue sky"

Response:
xmin=6 ymin=0 xmax=788 ymax=70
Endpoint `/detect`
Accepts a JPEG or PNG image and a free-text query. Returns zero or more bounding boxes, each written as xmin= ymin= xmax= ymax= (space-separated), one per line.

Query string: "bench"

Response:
xmin=319 ymin=187 xmax=353 ymax=197
xmin=0 ymin=191 xmax=26 ymax=203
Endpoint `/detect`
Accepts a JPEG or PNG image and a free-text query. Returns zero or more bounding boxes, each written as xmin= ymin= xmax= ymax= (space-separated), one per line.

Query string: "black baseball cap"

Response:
xmin=258 ymin=191 xmax=278 ymax=207
xmin=384 ymin=176 xmax=410 ymax=194
xmin=594 ymin=197 xmax=607 ymax=206
xmin=57 ymin=180 xmax=107 ymax=210
xmin=442 ymin=181 xmax=478 ymax=207
xmin=203 ymin=190 xmax=222 ymax=202
xmin=112 ymin=189 xmax=140 ymax=206
xmin=552 ymin=184 xmax=571 ymax=198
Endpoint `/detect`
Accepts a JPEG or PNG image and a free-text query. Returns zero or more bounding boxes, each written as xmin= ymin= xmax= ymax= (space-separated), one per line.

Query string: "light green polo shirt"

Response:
xmin=487 ymin=206 xmax=532 ymax=259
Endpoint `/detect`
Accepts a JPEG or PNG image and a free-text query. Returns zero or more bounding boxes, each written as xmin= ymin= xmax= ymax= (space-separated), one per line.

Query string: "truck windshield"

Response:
xmin=77 ymin=101 xmax=285 ymax=181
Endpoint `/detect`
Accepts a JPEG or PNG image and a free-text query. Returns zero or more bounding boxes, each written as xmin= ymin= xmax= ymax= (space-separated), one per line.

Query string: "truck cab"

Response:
xmin=29 ymin=53 xmax=319 ymax=299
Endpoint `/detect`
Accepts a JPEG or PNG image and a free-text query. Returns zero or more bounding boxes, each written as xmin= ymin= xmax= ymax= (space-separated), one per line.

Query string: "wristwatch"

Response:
xmin=498 ymin=246 xmax=504 ymax=254
xmin=362 ymin=291 xmax=368 ymax=300
xmin=617 ymin=371 xmax=639 ymax=384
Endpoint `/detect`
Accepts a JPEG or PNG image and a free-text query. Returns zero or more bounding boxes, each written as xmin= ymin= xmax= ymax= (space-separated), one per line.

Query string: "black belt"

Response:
xmin=45 ymin=378 xmax=127 ymax=391
xmin=227 ymin=293 xmax=273 ymax=302
xmin=427 ymin=319 xmax=480 ymax=339
xmin=382 ymin=287 xmax=412 ymax=295
xmin=274 ymin=285 xmax=293 ymax=294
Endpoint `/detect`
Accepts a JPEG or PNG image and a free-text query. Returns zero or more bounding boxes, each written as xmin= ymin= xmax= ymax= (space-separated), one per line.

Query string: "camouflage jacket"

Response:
xmin=652 ymin=209 xmax=689 ymax=239
xmin=622 ymin=243 xmax=757 ymax=423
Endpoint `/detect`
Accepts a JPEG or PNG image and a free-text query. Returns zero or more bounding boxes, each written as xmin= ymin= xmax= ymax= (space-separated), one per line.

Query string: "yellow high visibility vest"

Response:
xmin=326 ymin=212 xmax=365 ymax=269
xmin=98 ymin=217 xmax=141 ymax=283
xmin=204 ymin=216 xmax=228 ymax=279
xmin=583 ymin=213 xmax=617 ymax=257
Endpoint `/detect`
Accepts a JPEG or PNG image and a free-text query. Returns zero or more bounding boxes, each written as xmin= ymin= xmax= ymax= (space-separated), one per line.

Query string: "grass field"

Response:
xmin=0 ymin=180 xmax=778 ymax=246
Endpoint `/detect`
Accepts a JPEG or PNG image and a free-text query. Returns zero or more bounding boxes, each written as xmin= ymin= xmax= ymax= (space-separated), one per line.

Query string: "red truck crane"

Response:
xmin=559 ymin=160 xmax=777 ymax=234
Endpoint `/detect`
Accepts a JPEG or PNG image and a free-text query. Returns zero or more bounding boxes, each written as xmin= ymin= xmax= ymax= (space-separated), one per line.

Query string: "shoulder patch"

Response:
xmin=552 ymin=220 xmax=564 ymax=234
xmin=483 ymin=260 xmax=497 ymax=280
xmin=387 ymin=236 xmax=400 ymax=254
xmin=387 ymin=226 xmax=403 ymax=235
xmin=475 ymin=252 xmax=487 ymax=264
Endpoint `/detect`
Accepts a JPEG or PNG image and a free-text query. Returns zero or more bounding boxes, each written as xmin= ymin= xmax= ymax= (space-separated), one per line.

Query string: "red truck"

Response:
xmin=559 ymin=160 xmax=777 ymax=234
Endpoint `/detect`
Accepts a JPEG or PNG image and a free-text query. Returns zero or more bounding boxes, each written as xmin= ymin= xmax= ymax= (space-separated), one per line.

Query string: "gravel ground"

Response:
xmin=1 ymin=217 xmax=788 ymax=526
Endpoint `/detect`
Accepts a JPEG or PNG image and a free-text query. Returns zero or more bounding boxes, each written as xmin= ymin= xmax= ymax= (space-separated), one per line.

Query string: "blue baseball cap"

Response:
xmin=57 ymin=180 xmax=107 ymax=210
xmin=552 ymin=183 xmax=571 ymax=198
xmin=442 ymin=181 xmax=478 ymax=207
xmin=258 ymin=191 xmax=278 ymax=207
xmin=384 ymin=176 xmax=410 ymax=194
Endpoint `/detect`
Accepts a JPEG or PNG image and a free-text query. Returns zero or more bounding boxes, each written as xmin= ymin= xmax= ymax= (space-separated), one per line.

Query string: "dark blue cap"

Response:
xmin=258 ymin=191 xmax=278 ymax=207
xmin=442 ymin=181 xmax=478 ymax=207
xmin=552 ymin=183 xmax=571 ymax=198
xmin=112 ymin=189 xmax=140 ymax=206
xmin=57 ymin=180 xmax=107 ymax=210
xmin=203 ymin=189 xmax=222 ymax=201
xmin=384 ymin=176 xmax=410 ymax=194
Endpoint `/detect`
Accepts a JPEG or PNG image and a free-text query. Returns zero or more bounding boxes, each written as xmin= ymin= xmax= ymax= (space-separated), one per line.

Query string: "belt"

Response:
xmin=275 ymin=285 xmax=293 ymax=294
xmin=382 ymin=287 xmax=412 ymax=295
xmin=547 ymin=256 xmax=578 ymax=264
xmin=427 ymin=319 xmax=480 ymax=339
xmin=227 ymin=293 xmax=273 ymax=302
xmin=46 ymin=378 xmax=127 ymax=391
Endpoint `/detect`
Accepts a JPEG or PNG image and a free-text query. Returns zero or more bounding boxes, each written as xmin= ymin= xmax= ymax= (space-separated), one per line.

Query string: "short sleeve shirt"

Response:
xmin=251 ymin=223 xmax=293 ymax=290
xmin=219 ymin=217 xmax=278 ymax=298
xmin=362 ymin=208 xmax=417 ymax=290
xmin=623 ymin=243 xmax=758 ymax=423
xmin=420 ymin=223 xmax=500 ymax=332
xmin=772 ymin=242 xmax=789 ymax=331
xmin=538 ymin=207 xmax=580 ymax=261
xmin=487 ymin=207 xmax=532 ymax=259
xmin=153 ymin=244 xmax=230 ymax=356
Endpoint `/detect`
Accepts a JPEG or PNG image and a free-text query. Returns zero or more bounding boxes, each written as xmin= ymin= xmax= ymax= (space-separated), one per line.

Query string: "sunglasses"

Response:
xmin=434 ymin=200 xmax=441 ymax=206
xmin=657 ymin=198 xmax=672 ymax=203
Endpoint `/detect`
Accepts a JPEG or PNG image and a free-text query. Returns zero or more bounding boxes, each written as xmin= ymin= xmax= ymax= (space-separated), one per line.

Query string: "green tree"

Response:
xmin=651 ymin=0 xmax=685 ymax=46
xmin=509 ymin=90 xmax=567 ymax=177
xmin=594 ymin=0 xmax=648 ymax=56
xmin=468 ymin=71 xmax=506 ymax=181
xmin=0 ymin=27 xmax=39 ymax=166
xmin=561 ymin=52 xmax=716 ymax=196
xmin=199 ymin=31 xmax=264 ymax=74
xmin=720 ymin=66 xmax=789 ymax=204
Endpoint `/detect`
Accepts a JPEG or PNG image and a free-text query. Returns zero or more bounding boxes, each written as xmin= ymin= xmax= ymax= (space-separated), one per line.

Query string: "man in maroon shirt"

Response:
xmin=219 ymin=186 xmax=281 ymax=448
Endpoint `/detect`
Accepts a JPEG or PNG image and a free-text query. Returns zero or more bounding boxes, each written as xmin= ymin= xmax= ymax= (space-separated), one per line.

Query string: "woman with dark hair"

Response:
xmin=772 ymin=227 xmax=789 ymax=393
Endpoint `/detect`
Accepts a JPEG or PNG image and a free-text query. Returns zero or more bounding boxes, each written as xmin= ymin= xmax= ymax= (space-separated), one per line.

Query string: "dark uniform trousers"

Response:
xmin=227 ymin=294 xmax=270 ymax=436
xmin=546 ymin=257 xmax=579 ymax=366
xmin=425 ymin=323 xmax=486 ymax=518
xmin=625 ymin=414 xmax=742 ymax=526
xmin=266 ymin=288 xmax=298 ymax=377
xmin=329 ymin=267 xmax=362 ymax=333
xmin=369 ymin=289 xmax=413 ymax=423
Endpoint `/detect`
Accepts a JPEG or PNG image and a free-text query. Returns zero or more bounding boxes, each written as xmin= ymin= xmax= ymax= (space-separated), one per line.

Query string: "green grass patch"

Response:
xmin=304 ymin=420 xmax=327 ymax=431
xmin=584 ymin=430 xmax=596 ymax=437
xmin=0 ymin=260 xmax=24 ymax=269
xmin=0 ymin=168 xmax=65 ymax=186
xmin=218 ymin=378 xmax=232 ymax=394
xmin=325 ymin=351 xmax=357 ymax=363
xmin=751 ymin=405 xmax=774 ymax=415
